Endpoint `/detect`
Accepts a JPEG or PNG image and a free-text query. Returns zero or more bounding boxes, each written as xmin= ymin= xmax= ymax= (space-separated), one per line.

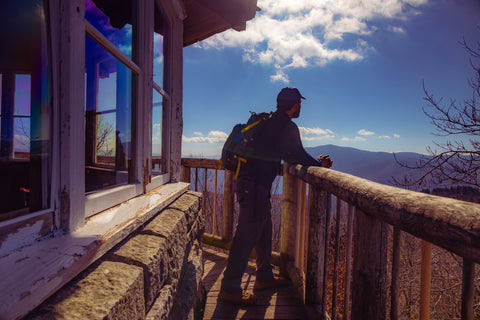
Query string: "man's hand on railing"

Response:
xmin=318 ymin=155 xmax=333 ymax=168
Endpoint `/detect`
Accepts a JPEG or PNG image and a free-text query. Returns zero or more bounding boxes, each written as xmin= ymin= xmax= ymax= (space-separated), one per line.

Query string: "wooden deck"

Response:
xmin=201 ymin=247 xmax=308 ymax=320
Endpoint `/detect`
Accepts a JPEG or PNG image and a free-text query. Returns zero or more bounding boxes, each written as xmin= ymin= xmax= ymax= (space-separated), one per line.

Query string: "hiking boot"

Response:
xmin=254 ymin=277 xmax=290 ymax=291
xmin=218 ymin=289 xmax=257 ymax=305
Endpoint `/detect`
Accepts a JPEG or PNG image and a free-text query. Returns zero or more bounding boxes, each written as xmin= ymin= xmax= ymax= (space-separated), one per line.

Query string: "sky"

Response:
xmin=181 ymin=0 xmax=480 ymax=157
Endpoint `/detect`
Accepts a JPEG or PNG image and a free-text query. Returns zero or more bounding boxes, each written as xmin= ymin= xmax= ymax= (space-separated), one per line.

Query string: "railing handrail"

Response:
xmin=288 ymin=164 xmax=480 ymax=263
xmin=181 ymin=157 xmax=223 ymax=170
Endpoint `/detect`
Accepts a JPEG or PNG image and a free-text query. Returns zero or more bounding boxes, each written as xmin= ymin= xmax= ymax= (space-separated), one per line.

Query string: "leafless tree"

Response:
xmin=394 ymin=38 xmax=480 ymax=189
xmin=15 ymin=118 xmax=31 ymax=150
xmin=96 ymin=116 xmax=114 ymax=156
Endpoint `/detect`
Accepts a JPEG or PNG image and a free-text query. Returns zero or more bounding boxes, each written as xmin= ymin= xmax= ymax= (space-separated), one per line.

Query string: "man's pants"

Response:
xmin=221 ymin=176 xmax=275 ymax=293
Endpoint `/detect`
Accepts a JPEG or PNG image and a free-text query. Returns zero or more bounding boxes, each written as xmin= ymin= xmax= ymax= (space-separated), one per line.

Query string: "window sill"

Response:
xmin=0 ymin=182 xmax=190 ymax=320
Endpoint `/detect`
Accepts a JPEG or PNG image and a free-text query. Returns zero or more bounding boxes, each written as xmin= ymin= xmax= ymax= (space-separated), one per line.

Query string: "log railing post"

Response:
xmin=391 ymin=227 xmax=402 ymax=320
xmin=461 ymin=259 xmax=475 ymax=320
xmin=420 ymin=241 xmax=432 ymax=320
xmin=305 ymin=184 xmax=330 ymax=316
xmin=351 ymin=208 xmax=388 ymax=320
xmin=344 ymin=204 xmax=354 ymax=320
xmin=222 ymin=169 xmax=234 ymax=242
xmin=180 ymin=164 xmax=190 ymax=183
xmin=280 ymin=163 xmax=299 ymax=277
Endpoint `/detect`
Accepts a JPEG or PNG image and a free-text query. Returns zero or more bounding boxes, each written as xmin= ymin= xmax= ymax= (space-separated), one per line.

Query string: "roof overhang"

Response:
xmin=94 ymin=0 xmax=259 ymax=47
xmin=182 ymin=0 xmax=259 ymax=47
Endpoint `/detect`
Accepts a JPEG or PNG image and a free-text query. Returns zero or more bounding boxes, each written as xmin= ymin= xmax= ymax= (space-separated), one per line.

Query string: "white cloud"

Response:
xmin=154 ymin=34 xmax=164 ymax=64
xmin=152 ymin=124 xmax=162 ymax=142
xmin=394 ymin=133 xmax=400 ymax=138
xmin=14 ymin=134 xmax=30 ymax=152
xmin=358 ymin=129 xmax=375 ymax=136
xmin=299 ymin=127 xmax=335 ymax=140
xmin=388 ymin=26 xmax=406 ymax=33
xmin=198 ymin=0 xmax=428 ymax=79
xmin=378 ymin=135 xmax=391 ymax=139
xmin=270 ymin=69 xmax=290 ymax=83
xmin=183 ymin=131 xmax=228 ymax=143
xmin=341 ymin=136 xmax=366 ymax=142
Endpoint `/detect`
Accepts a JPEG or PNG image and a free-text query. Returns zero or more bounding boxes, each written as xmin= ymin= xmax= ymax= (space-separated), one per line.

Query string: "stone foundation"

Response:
xmin=25 ymin=191 xmax=204 ymax=320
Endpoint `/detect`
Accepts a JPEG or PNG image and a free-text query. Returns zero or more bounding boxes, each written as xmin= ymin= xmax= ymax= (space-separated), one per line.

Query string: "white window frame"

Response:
xmin=82 ymin=0 xmax=170 ymax=217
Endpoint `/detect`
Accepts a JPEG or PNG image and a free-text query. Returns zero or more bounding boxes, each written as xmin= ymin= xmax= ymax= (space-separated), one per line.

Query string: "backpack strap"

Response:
xmin=233 ymin=155 xmax=247 ymax=180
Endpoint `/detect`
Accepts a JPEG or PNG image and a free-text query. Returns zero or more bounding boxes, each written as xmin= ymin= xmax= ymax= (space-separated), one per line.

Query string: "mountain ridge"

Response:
xmin=304 ymin=144 xmax=423 ymax=186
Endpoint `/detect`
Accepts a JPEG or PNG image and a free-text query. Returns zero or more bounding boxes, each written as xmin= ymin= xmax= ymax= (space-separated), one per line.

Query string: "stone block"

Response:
xmin=167 ymin=191 xmax=202 ymax=229
xmin=145 ymin=284 xmax=173 ymax=320
xmin=27 ymin=261 xmax=145 ymax=320
xmin=169 ymin=239 xmax=204 ymax=320
xmin=143 ymin=208 xmax=188 ymax=243
xmin=109 ymin=234 xmax=169 ymax=310
xmin=143 ymin=208 xmax=189 ymax=290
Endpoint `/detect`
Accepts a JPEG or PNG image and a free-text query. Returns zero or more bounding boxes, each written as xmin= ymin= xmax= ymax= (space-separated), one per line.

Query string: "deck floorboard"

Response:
xmin=201 ymin=247 xmax=308 ymax=320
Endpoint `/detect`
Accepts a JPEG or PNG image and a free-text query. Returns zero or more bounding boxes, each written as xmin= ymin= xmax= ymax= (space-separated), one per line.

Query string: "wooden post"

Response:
xmin=222 ymin=170 xmax=234 ymax=242
xmin=296 ymin=180 xmax=307 ymax=273
xmin=280 ymin=163 xmax=298 ymax=277
xmin=305 ymin=184 xmax=330 ymax=315
xmin=344 ymin=204 xmax=354 ymax=320
xmin=391 ymin=227 xmax=402 ymax=320
xmin=159 ymin=2 xmax=185 ymax=183
xmin=180 ymin=164 xmax=190 ymax=183
xmin=351 ymin=208 xmax=388 ymax=320
xmin=59 ymin=0 xmax=86 ymax=231
xmin=213 ymin=169 xmax=218 ymax=235
xmin=420 ymin=241 xmax=432 ymax=320
xmin=332 ymin=197 xmax=342 ymax=318
xmin=461 ymin=258 xmax=475 ymax=320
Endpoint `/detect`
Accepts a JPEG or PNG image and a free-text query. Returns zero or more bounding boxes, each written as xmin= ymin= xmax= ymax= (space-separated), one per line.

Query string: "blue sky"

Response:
xmin=181 ymin=0 xmax=480 ymax=157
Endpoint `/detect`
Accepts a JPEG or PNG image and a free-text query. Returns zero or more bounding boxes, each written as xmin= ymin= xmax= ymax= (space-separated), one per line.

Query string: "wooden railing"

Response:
xmin=181 ymin=158 xmax=480 ymax=320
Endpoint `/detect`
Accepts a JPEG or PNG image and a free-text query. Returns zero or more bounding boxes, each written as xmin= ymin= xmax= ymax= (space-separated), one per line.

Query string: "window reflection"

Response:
xmin=152 ymin=21 xmax=164 ymax=175
xmin=85 ymin=0 xmax=133 ymax=59
xmin=85 ymin=36 xmax=132 ymax=193
xmin=153 ymin=33 xmax=164 ymax=87
xmin=152 ymin=90 xmax=162 ymax=175
xmin=0 ymin=1 xmax=51 ymax=219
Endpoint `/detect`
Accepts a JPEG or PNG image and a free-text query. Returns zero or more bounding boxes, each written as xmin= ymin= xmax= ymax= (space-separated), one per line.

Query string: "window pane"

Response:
xmin=85 ymin=0 xmax=133 ymax=59
xmin=14 ymin=74 xmax=31 ymax=116
xmin=153 ymin=33 xmax=163 ymax=87
xmin=85 ymin=35 xmax=132 ymax=193
xmin=0 ymin=2 xmax=51 ymax=219
xmin=14 ymin=75 xmax=31 ymax=156
xmin=152 ymin=90 xmax=162 ymax=175
xmin=152 ymin=24 xmax=163 ymax=175
xmin=14 ymin=117 xmax=31 ymax=157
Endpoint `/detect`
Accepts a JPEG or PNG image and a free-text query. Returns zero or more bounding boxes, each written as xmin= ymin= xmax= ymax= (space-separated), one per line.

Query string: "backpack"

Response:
xmin=221 ymin=111 xmax=273 ymax=179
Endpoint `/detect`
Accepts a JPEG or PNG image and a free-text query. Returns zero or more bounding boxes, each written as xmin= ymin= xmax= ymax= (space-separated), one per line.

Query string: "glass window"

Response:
xmin=85 ymin=35 xmax=133 ymax=193
xmin=0 ymin=1 xmax=51 ymax=219
xmin=85 ymin=0 xmax=133 ymax=59
xmin=152 ymin=20 xmax=164 ymax=175
xmin=152 ymin=90 xmax=162 ymax=175
xmin=153 ymin=33 xmax=163 ymax=87
xmin=14 ymin=75 xmax=31 ymax=157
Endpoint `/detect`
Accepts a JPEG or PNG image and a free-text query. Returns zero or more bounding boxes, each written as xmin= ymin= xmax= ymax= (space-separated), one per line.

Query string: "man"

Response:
xmin=219 ymin=87 xmax=333 ymax=305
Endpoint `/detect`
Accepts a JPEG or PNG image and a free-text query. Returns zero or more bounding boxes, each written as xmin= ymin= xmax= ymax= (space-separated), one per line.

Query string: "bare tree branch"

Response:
xmin=395 ymin=37 xmax=480 ymax=189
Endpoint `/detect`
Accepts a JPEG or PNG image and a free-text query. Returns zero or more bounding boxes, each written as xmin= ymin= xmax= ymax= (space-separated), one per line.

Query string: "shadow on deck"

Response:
xmin=201 ymin=247 xmax=308 ymax=320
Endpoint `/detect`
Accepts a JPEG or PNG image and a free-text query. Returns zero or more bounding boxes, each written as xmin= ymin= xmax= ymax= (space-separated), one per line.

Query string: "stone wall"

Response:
xmin=25 ymin=191 xmax=204 ymax=320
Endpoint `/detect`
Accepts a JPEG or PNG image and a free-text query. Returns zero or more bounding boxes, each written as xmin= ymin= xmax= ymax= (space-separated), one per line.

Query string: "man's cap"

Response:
xmin=276 ymin=87 xmax=306 ymax=108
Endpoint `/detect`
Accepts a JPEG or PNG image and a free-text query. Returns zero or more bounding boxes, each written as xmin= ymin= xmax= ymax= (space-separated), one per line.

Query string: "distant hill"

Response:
xmin=305 ymin=144 xmax=424 ymax=186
